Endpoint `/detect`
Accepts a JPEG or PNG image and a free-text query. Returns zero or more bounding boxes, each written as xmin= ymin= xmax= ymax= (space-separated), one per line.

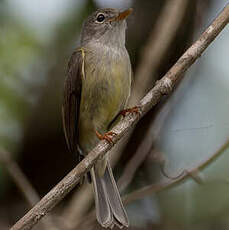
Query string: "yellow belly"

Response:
xmin=78 ymin=51 xmax=131 ymax=153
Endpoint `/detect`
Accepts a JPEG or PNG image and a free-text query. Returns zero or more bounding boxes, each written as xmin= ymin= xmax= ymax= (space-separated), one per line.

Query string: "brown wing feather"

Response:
xmin=62 ymin=49 xmax=83 ymax=156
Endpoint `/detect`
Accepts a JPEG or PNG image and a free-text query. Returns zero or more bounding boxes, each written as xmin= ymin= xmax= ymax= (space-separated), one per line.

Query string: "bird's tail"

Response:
xmin=91 ymin=161 xmax=129 ymax=229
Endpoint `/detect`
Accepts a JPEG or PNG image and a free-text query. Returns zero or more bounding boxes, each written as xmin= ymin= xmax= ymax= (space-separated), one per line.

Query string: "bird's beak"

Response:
xmin=112 ymin=8 xmax=133 ymax=21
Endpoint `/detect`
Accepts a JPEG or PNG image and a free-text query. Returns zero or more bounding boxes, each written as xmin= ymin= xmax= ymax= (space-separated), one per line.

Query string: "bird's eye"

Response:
xmin=96 ymin=13 xmax=105 ymax=23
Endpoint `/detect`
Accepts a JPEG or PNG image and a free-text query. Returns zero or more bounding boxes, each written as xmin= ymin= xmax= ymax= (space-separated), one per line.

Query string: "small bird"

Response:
xmin=62 ymin=8 xmax=133 ymax=228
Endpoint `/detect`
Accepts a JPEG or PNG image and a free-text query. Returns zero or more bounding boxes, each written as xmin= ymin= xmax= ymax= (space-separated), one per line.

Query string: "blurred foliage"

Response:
xmin=0 ymin=2 xmax=43 ymax=196
xmin=0 ymin=0 xmax=229 ymax=229
xmin=0 ymin=7 xmax=41 ymax=150
xmin=0 ymin=0 xmax=95 ymax=208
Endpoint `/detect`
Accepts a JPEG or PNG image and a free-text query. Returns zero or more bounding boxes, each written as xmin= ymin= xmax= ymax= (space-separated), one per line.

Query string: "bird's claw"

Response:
xmin=95 ymin=130 xmax=117 ymax=144
xmin=120 ymin=106 xmax=140 ymax=117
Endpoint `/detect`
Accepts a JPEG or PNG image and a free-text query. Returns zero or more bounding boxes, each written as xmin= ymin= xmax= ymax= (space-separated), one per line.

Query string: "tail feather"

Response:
xmin=91 ymin=167 xmax=113 ymax=228
xmin=105 ymin=162 xmax=129 ymax=227
xmin=91 ymin=162 xmax=129 ymax=228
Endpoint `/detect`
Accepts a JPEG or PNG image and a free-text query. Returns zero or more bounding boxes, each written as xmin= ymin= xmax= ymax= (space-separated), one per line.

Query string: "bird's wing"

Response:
xmin=62 ymin=48 xmax=85 ymax=157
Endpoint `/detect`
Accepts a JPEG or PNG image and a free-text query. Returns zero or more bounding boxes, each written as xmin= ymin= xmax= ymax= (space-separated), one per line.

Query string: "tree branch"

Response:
xmin=0 ymin=149 xmax=40 ymax=206
xmin=61 ymin=184 xmax=93 ymax=229
xmin=62 ymin=0 xmax=188 ymax=225
xmin=123 ymin=138 xmax=229 ymax=204
xmin=129 ymin=0 xmax=189 ymax=105
xmin=61 ymin=142 xmax=124 ymax=228
xmin=10 ymin=3 xmax=229 ymax=230
xmin=117 ymin=0 xmax=189 ymax=191
xmin=76 ymin=138 xmax=229 ymax=228
xmin=117 ymin=99 xmax=173 ymax=191
xmin=0 ymin=149 xmax=59 ymax=230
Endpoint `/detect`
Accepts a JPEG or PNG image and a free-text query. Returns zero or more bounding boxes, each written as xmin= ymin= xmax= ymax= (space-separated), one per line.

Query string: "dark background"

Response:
xmin=1 ymin=0 xmax=229 ymax=229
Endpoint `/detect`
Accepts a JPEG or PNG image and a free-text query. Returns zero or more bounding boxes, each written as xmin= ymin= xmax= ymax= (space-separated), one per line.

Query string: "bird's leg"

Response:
xmin=95 ymin=130 xmax=117 ymax=144
xmin=120 ymin=106 xmax=140 ymax=117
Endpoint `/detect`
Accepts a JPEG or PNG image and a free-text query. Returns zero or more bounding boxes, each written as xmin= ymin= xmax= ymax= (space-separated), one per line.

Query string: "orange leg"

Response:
xmin=95 ymin=130 xmax=117 ymax=144
xmin=120 ymin=106 xmax=140 ymax=117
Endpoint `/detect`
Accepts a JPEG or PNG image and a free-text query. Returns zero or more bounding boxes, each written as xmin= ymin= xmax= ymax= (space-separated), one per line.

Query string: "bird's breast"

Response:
xmin=78 ymin=47 xmax=131 ymax=152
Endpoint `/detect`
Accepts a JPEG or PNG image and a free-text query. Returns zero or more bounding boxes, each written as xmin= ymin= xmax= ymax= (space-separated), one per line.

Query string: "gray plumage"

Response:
xmin=62 ymin=8 xmax=132 ymax=228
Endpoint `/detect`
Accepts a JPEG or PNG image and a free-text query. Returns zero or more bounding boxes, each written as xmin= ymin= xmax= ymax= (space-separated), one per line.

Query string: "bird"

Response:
xmin=62 ymin=8 xmax=133 ymax=228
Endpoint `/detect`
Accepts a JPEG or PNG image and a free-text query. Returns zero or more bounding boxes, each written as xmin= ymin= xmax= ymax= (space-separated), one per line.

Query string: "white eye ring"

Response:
xmin=96 ymin=13 xmax=105 ymax=23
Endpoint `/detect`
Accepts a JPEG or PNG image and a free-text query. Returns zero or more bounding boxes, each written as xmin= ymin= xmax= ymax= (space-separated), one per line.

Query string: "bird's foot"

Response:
xmin=95 ymin=130 xmax=117 ymax=144
xmin=120 ymin=106 xmax=140 ymax=117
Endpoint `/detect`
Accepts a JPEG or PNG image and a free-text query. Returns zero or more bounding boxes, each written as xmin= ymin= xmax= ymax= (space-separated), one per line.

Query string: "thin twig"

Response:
xmin=61 ymin=141 xmax=126 ymax=228
xmin=0 ymin=149 xmax=40 ymax=206
xmin=117 ymin=0 xmax=190 ymax=191
xmin=111 ymin=0 xmax=189 ymax=188
xmin=123 ymin=138 xmax=229 ymax=204
xmin=0 ymin=149 xmax=59 ymax=230
xmin=62 ymin=184 xmax=94 ymax=229
xmin=118 ymin=99 xmax=173 ymax=191
xmin=10 ymin=4 xmax=229 ymax=230
xmin=76 ymin=138 xmax=229 ymax=228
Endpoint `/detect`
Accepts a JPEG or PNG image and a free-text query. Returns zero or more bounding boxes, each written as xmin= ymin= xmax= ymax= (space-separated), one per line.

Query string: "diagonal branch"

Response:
xmin=129 ymin=0 xmax=189 ymax=105
xmin=0 ymin=149 xmax=40 ymax=206
xmin=10 ymin=3 xmax=229 ymax=230
xmin=0 ymin=149 xmax=59 ymax=230
xmin=62 ymin=0 xmax=189 ymax=223
xmin=117 ymin=0 xmax=189 ymax=192
xmin=70 ymin=139 xmax=229 ymax=229
xmin=117 ymin=99 xmax=173 ymax=191
xmin=123 ymin=138 xmax=229 ymax=204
